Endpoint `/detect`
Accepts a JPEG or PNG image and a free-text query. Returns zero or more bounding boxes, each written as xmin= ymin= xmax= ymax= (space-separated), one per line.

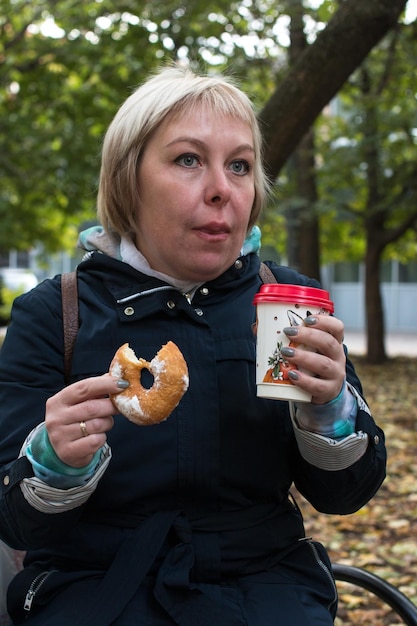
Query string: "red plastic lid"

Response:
xmin=253 ymin=283 xmax=334 ymax=312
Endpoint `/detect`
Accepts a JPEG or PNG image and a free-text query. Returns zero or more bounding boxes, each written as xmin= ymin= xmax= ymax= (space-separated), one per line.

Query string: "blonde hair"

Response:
xmin=97 ymin=65 xmax=269 ymax=237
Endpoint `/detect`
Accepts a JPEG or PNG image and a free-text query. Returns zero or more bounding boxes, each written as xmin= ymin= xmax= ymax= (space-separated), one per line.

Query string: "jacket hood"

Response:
xmin=78 ymin=226 xmax=122 ymax=259
xmin=78 ymin=225 xmax=262 ymax=259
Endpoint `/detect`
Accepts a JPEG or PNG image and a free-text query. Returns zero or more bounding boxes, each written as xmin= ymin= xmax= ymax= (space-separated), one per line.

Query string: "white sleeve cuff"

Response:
xmin=290 ymin=402 xmax=369 ymax=470
xmin=19 ymin=445 xmax=112 ymax=514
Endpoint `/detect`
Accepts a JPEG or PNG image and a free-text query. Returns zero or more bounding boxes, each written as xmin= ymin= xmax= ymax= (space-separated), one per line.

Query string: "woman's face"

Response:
xmin=135 ymin=105 xmax=256 ymax=282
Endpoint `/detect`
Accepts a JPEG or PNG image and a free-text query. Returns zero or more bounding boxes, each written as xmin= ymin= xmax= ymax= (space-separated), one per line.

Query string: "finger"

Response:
xmin=302 ymin=351 xmax=344 ymax=381
xmin=73 ymin=414 xmax=114 ymax=442
xmin=47 ymin=398 xmax=115 ymax=449
xmin=63 ymin=373 xmax=126 ymax=406
xmin=46 ymin=398 xmax=117 ymax=438
xmin=281 ymin=343 xmax=343 ymax=380
xmin=283 ymin=323 xmax=344 ymax=358
xmin=46 ymin=374 xmax=124 ymax=425
xmin=46 ymin=395 xmax=116 ymax=462
xmin=303 ymin=314 xmax=344 ymax=344
xmin=62 ymin=432 xmax=109 ymax=468
xmin=49 ymin=412 xmax=114 ymax=468
xmin=282 ymin=346 xmax=345 ymax=404
xmin=288 ymin=370 xmax=339 ymax=405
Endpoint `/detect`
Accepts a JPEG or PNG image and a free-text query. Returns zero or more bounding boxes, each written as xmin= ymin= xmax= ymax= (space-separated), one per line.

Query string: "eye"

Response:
xmin=176 ymin=153 xmax=200 ymax=168
xmin=229 ymin=160 xmax=251 ymax=176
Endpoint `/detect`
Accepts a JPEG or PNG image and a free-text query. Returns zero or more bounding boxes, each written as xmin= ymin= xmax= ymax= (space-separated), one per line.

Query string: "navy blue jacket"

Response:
xmin=0 ymin=252 xmax=386 ymax=623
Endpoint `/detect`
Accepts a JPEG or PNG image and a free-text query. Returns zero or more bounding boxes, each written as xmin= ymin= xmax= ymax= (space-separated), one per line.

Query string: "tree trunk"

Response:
xmin=365 ymin=241 xmax=387 ymax=363
xmin=283 ymin=0 xmax=321 ymax=281
xmin=286 ymin=130 xmax=321 ymax=281
xmin=360 ymin=64 xmax=388 ymax=363
xmin=295 ymin=130 xmax=321 ymax=282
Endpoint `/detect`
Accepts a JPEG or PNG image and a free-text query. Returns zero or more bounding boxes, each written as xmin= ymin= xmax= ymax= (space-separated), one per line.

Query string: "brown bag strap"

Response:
xmin=258 ymin=262 xmax=277 ymax=284
xmin=61 ymin=271 xmax=79 ymax=384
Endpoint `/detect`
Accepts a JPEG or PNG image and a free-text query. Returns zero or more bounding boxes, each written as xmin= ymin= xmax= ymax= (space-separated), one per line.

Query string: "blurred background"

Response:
xmin=1 ymin=0 xmax=416 ymax=362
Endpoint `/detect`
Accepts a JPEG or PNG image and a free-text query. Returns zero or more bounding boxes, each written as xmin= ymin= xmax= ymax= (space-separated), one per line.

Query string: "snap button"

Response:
xmin=124 ymin=306 xmax=135 ymax=316
xmin=194 ymin=308 xmax=203 ymax=316
xmin=234 ymin=259 xmax=243 ymax=269
xmin=200 ymin=287 xmax=209 ymax=296
xmin=167 ymin=300 xmax=176 ymax=309
xmin=3 ymin=475 xmax=9 ymax=486
xmin=373 ymin=435 xmax=380 ymax=445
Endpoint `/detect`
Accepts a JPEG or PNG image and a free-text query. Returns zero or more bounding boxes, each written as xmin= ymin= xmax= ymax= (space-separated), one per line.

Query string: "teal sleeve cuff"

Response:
xmin=26 ymin=423 xmax=102 ymax=488
xmin=294 ymin=380 xmax=357 ymax=440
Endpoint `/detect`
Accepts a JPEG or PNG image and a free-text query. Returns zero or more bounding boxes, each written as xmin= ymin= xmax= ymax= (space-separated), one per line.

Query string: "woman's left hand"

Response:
xmin=281 ymin=314 xmax=346 ymax=405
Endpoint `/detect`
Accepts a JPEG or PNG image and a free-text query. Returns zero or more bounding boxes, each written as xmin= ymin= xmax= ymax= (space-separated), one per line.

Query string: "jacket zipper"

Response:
xmin=307 ymin=541 xmax=338 ymax=612
xmin=24 ymin=570 xmax=57 ymax=612
xmin=116 ymin=285 xmax=173 ymax=304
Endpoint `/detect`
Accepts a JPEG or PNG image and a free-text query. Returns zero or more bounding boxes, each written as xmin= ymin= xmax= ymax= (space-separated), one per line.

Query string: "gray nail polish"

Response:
xmin=283 ymin=327 xmax=298 ymax=336
xmin=287 ymin=370 xmax=299 ymax=380
xmin=304 ymin=316 xmax=318 ymax=325
xmin=116 ymin=379 xmax=130 ymax=389
xmin=281 ymin=347 xmax=295 ymax=358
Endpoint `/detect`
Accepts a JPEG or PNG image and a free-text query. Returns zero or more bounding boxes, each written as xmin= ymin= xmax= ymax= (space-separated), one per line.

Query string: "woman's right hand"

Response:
xmin=45 ymin=374 xmax=124 ymax=468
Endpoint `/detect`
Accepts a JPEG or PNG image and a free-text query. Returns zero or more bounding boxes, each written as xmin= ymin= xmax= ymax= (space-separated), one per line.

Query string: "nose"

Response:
xmin=204 ymin=167 xmax=232 ymax=206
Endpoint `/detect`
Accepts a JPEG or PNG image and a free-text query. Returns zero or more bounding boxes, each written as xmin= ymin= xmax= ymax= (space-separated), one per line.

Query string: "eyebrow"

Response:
xmin=164 ymin=137 xmax=255 ymax=154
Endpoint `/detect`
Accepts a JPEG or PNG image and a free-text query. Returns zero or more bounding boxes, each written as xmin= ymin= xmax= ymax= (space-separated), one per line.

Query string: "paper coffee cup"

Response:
xmin=253 ymin=284 xmax=334 ymax=403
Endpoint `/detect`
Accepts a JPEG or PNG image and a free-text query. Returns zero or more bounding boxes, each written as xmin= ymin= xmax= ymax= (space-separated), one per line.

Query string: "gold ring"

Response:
xmin=79 ymin=421 xmax=88 ymax=437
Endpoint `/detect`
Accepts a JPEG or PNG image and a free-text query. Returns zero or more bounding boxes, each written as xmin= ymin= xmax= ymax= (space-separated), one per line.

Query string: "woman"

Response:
xmin=0 ymin=65 xmax=386 ymax=625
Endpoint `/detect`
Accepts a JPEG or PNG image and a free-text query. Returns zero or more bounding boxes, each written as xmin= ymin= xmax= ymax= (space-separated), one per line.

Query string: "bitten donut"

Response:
xmin=109 ymin=341 xmax=189 ymax=425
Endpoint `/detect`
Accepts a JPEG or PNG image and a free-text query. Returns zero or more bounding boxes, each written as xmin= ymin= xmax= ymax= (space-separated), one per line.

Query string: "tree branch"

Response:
xmin=382 ymin=209 xmax=417 ymax=248
xmin=259 ymin=0 xmax=407 ymax=179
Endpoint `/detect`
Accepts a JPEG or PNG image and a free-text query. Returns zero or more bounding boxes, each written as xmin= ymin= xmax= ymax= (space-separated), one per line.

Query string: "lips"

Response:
xmin=195 ymin=222 xmax=230 ymax=241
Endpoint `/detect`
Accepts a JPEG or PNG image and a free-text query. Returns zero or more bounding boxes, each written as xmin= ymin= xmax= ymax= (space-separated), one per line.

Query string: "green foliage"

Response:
xmin=268 ymin=7 xmax=417 ymax=266
xmin=0 ymin=286 xmax=22 ymax=324
xmin=1 ymin=0 xmax=415 ymax=268
xmin=312 ymin=17 xmax=417 ymax=263
xmin=0 ymin=0 xmax=283 ymax=253
xmin=258 ymin=210 xmax=287 ymax=260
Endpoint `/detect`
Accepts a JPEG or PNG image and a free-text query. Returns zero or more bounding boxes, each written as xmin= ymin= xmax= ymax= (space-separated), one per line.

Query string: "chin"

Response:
xmin=191 ymin=260 xmax=235 ymax=282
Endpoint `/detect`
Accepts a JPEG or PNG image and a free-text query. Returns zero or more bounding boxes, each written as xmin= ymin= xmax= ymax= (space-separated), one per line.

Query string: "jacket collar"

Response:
xmin=77 ymin=250 xmax=262 ymax=311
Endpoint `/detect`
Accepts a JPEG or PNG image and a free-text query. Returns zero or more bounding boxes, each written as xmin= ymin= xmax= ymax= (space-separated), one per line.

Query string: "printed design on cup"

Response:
xmin=262 ymin=308 xmax=329 ymax=386
xmin=262 ymin=309 xmax=307 ymax=385
xmin=263 ymin=341 xmax=295 ymax=382
xmin=253 ymin=283 xmax=334 ymax=403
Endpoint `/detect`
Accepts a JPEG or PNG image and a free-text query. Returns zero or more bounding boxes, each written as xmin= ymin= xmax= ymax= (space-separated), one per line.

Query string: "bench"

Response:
xmin=333 ymin=563 xmax=417 ymax=625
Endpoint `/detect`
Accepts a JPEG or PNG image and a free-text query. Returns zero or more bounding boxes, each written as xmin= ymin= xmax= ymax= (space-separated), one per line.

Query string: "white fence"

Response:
xmin=331 ymin=283 xmax=417 ymax=332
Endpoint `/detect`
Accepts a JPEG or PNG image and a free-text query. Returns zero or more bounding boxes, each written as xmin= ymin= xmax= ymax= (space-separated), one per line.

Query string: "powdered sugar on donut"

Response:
xmin=149 ymin=356 xmax=166 ymax=385
xmin=115 ymin=393 xmax=144 ymax=420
